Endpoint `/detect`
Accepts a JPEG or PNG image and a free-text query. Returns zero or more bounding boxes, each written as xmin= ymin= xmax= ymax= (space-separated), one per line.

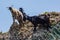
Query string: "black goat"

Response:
xmin=19 ymin=8 xmax=52 ymax=32
xmin=26 ymin=15 xmax=51 ymax=31
xmin=19 ymin=8 xmax=26 ymax=21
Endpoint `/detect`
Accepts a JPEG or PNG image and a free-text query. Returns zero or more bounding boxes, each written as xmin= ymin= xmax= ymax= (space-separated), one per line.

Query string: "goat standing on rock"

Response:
xmin=8 ymin=7 xmax=23 ymax=26
xmin=19 ymin=8 xmax=52 ymax=32
xmin=26 ymin=15 xmax=52 ymax=32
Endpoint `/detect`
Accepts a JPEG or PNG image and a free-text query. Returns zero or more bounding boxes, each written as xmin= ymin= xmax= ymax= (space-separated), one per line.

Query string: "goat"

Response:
xmin=22 ymin=13 xmax=52 ymax=31
xmin=19 ymin=8 xmax=26 ymax=21
xmin=8 ymin=7 xmax=23 ymax=26
xmin=19 ymin=8 xmax=52 ymax=31
xmin=29 ymin=16 xmax=51 ymax=31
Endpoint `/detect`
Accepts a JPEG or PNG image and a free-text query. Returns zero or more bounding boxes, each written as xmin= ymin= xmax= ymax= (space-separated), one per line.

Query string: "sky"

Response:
xmin=0 ymin=0 xmax=60 ymax=32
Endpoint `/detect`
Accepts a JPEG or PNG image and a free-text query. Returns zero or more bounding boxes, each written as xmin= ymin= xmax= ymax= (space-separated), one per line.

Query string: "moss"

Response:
xmin=44 ymin=12 xmax=48 ymax=14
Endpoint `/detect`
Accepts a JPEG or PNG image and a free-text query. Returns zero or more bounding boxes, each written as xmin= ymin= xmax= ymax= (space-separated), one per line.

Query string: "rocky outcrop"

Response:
xmin=9 ymin=12 xmax=60 ymax=40
xmin=0 ymin=12 xmax=60 ymax=40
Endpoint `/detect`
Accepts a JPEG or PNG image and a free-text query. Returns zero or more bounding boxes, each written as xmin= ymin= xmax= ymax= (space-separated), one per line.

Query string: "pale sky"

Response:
xmin=0 ymin=0 xmax=60 ymax=32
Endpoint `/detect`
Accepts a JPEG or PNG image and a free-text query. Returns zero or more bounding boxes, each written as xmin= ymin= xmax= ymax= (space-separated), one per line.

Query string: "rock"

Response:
xmin=1 ymin=12 xmax=60 ymax=40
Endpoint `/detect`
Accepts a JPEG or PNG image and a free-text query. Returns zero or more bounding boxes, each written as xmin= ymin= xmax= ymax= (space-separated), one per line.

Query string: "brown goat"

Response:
xmin=8 ymin=7 xmax=23 ymax=26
